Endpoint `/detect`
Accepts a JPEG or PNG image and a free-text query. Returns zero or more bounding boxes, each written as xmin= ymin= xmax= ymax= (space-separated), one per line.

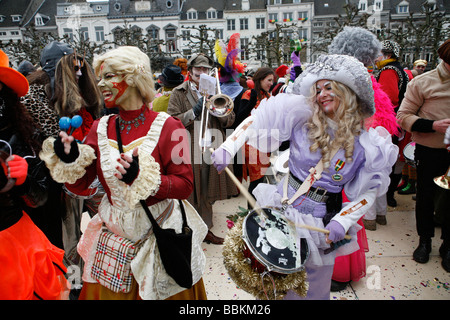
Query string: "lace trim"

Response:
xmin=97 ymin=112 xmax=170 ymax=209
xmin=39 ymin=137 xmax=96 ymax=184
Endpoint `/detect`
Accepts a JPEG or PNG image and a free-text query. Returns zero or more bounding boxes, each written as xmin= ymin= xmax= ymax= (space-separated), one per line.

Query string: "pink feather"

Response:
xmin=365 ymin=75 xmax=400 ymax=136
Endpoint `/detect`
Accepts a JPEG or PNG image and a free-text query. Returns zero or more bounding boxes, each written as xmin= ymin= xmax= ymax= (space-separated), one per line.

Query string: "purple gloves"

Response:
xmin=325 ymin=220 xmax=346 ymax=243
xmin=211 ymin=148 xmax=232 ymax=173
xmin=290 ymin=51 xmax=301 ymax=82
xmin=291 ymin=51 xmax=301 ymax=67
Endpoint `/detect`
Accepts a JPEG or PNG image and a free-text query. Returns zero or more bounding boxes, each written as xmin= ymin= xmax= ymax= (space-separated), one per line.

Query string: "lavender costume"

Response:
xmin=215 ymin=55 xmax=398 ymax=300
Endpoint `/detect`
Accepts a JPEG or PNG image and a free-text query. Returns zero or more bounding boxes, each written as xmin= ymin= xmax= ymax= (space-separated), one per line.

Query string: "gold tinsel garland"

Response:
xmin=222 ymin=218 xmax=309 ymax=300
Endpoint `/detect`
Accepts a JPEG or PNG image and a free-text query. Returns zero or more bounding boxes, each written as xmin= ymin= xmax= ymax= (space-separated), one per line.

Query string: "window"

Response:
xmin=298 ymin=11 xmax=308 ymax=20
xmin=63 ymin=28 xmax=73 ymax=41
xmin=95 ymin=26 xmax=104 ymax=42
xmin=268 ymin=13 xmax=278 ymax=23
xmin=227 ymin=19 xmax=236 ymax=31
xmin=182 ymin=30 xmax=190 ymax=41
xmin=358 ymin=0 xmax=367 ymax=11
xmin=216 ymin=29 xmax=223 ymax=39
xmin=397 ymin=1 xmax=409 ymax=14
xmin=298 ymin=28 xmax=307 ymax=40
xmin=11 ymin=31 xmax=19 ymax=36
xmin=375 ymin=0 xmax=382 ymax=10
xmin=256 ymin=17 xmax=265 ymax=29
xmin=207 ymin=9 xmax=217 ymax=19
xmin=240 ymin=38 xmax=249 ymax=60
xmin=80 ymin=27 xmax=89 ymax=41
xmin=165 ymin=26 xmax=177 ymax=52
xmin=147 ymin=26 xmax=159 ymax=40
xmin=293 ymin=0 xmax=301 ymax=3
xmin=187 ymin=9 xmax=197 ymax=20
xmin=11 ymin=15 xmax=22 ymax=22
xmin=166 ymin=1 xmax=173 ymax=9
xmin=0 ymin=32 xmax=7 ymax=36
xmin=274 ymin=0 xmax=282 ymax=4
xmin=283 ymin=12 xmax=293 ymax=22
xmin=240 ymin=18 xmax=248 ymax=30
xmin=0 ymin=16 xmax=5 ymax=23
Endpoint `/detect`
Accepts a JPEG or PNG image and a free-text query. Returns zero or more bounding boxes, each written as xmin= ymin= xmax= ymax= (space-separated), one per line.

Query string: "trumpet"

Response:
xmin=198 ymin=68 xmax=234 ymax=152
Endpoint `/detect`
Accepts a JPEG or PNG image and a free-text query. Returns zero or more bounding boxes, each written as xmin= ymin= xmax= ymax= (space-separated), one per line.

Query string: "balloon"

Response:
xmin=70 ymin=115 xmax=83 ymax=129
xmin=59 ymin=117 xmax=71 ymax=131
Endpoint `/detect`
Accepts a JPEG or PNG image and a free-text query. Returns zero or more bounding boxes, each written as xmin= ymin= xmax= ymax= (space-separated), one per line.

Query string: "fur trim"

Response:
xmin=40 ymin=137 xmax=96 ymax=184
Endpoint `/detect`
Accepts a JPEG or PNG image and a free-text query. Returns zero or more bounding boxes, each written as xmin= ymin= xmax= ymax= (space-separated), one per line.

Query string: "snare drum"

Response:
xmin=403 ymin=142 xmax=416 ymax=167
xmin=223 ymin=207 xmax=309 ymax=299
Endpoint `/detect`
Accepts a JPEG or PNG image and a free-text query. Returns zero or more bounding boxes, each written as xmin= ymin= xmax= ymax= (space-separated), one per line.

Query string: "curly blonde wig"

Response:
xmin=93 ymin=46 xmax=155 ymax=105
xmin=307 ymin=80 xmax=365 ymax=169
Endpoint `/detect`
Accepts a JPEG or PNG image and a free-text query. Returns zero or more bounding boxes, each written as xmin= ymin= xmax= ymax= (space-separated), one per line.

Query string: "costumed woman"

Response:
xmin=212 ymin=54 xmax=398 ymax=300
xmin=0 ymin=49 xmax=67 ymax=299
xmin=52 ymin=51 xmax=104 ymax=286
xmin=233 ymin=66 xmax=276 ymax=205
xmin=40 ymin=46 xmax=208 ymax=300
xmin=327 ymin=26 xmax=400 ymax=291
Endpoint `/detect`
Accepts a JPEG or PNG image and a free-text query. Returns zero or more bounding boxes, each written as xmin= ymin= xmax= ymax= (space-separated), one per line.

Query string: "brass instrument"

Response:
xmin=434 ymin=166 xmax=450 ymax=189
xmin=198 ymin=68 xmax=234 ymax=152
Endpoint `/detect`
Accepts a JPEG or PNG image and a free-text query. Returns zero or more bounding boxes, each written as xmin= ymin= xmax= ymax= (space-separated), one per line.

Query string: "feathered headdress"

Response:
xmin=215 ymin=33 xmax=246 ymax=83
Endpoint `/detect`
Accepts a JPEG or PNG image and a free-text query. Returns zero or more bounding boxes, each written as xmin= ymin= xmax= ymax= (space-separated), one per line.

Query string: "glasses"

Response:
xmin=73 ymin=49 xmax=85 ymax=72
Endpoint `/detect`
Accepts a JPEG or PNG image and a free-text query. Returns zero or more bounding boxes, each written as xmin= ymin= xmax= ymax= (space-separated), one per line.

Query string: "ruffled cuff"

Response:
xmin=124 ymin=154 xmax=161 ymax=205
xmin=39 ymin=137 xmax=96 ymax=184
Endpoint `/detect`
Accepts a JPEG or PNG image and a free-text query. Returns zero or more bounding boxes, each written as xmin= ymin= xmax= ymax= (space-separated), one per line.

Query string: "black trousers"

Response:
xmin=415 ymin=144 xmax=450 ymax=242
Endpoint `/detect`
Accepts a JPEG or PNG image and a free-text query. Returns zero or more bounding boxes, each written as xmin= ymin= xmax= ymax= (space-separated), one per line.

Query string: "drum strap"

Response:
xmin=281 ymin=147 xmax=339 ymax=208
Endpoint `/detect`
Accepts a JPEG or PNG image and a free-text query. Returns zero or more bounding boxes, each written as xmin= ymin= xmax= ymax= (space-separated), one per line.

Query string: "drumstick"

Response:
xmin=210 ymin=148 xmax=351 ymax=240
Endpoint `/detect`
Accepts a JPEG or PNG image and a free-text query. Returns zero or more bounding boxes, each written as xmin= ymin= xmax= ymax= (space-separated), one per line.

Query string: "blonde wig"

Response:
xmin=93 ymin=46 xmax=155 ymax=106
xmin=52 ymin=53 xmax=103 ymax=118
xmin=307 ymin=80 xmax=365 ymax=169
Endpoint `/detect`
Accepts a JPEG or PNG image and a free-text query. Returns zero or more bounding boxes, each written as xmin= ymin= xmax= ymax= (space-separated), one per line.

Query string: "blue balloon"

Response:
xmin=70 ymin=115 xmax=83 ymax=129
xmin=59 ymin=117 xmax=71 ymax=131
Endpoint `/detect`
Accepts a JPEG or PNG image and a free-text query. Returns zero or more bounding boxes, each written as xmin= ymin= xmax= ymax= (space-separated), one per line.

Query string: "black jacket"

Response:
xmin=0 ymin=128 xmax=49 ymax=231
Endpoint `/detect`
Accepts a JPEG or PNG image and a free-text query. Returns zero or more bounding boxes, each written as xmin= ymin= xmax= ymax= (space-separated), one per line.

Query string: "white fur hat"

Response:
xmin=292 ymin=54 xmax=375 ymax=117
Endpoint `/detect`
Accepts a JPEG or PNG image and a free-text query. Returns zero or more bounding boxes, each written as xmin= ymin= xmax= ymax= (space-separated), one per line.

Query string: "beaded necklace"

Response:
xmin=118 ymin=112 xmax=146 ymax=134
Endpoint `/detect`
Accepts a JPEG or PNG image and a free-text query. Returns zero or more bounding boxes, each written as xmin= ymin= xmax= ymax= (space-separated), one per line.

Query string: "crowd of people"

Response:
xmin=0 ymin=29 xmax=448 ymax=300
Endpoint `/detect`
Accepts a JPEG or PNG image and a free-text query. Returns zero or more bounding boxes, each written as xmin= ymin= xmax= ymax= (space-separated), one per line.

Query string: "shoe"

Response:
xmin=387 ymin=195 xmax=397 ymax=207
xmin=413 ymin=237 xmax=432 ymax=263
xmin=396 ymin=178 xmax=408 ymax=191
xmin=203 ymin=230 xmax=224 ymax=245
xmin=439 ymin=242 xmax=450 ymax=272
xmin=331 ymin=280 xmax=349 ymax=292
xmin=376 ymin=215 xmax=387 ymax=225
xmin=398 ymin=183 xmax=416 ymax=195
xmin=363 ymin=219 xmax=376 ymax=231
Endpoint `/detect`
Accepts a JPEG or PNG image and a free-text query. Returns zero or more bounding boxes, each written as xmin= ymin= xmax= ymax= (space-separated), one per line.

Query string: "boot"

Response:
xmin=439 ymin=242 xmax=450 ymax=272
xmin=398 ymin=181 xmax=416 ymax=195
xmin=387 ymin=173 xmax=402 ymax=207
xmin=413 ymin=237 xmax=432 ymax=263
xmin=363 ymin=219 xmax=376 ymax=231
xmin=396 ymin=176 xmax=408 ymax=191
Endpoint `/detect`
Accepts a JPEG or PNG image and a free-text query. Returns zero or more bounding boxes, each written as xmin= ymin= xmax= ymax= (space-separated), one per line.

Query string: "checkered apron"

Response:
xmin=91 ymin=200 xmax=174 ymax=293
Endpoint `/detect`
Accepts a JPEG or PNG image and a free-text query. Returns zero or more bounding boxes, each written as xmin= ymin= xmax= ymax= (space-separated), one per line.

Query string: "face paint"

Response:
xmin=316 ymin=80 xmax=339 ymax=118
xmin=98 ymin=62 xmax=129 ymax=108
xmin=190 ymin=66 xmax=210 ymax=84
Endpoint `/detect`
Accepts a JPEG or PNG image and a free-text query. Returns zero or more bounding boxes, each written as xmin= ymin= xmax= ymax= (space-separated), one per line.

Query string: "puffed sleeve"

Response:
xmin=151 ymin=116 xmax=194 ymax=201
xmin=345 ymin=127 xmax=398 ymax=199
xmin=221 ymin=93 xmax=313 ymax=156
xmin=334 ymin=127 xmax=398 ymax=231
